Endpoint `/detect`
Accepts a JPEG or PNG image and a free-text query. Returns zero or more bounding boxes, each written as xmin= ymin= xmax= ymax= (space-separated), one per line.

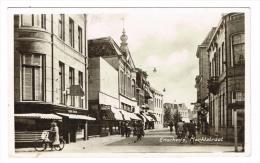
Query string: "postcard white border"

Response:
xmin=0 ymin=0 xmax=260 ymax=163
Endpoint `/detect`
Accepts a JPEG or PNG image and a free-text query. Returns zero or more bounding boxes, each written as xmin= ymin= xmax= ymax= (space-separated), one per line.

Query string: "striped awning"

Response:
xmin=120 ymin=110 xmax=141 ymax=121
xmin=15 ymin=113 xmax=62 ymax=120
xmin=110 ymin=107 xmax=124 ymax=120
xmin=142 ymin=114 xmax=155 ymax=122
xmin=57 ymin=113 xmax=96 ymax=121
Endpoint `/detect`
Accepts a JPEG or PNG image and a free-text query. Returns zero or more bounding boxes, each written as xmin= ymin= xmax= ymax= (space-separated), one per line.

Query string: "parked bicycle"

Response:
xmin=34 ymin=130 xmax=65 ymax=151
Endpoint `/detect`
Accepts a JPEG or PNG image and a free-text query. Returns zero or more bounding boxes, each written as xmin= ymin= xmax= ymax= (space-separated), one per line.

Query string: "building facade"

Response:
xmin=207 ymin=13 xmax=245 ymax=140
xmin=150 ymin=88 xmax=164 ymax=129
xmin=88 ymin=30 xmax=142 ymax=136
xmin=14 ymin=14 xmax=95 ymax=145
xmin=195 ymin=27 xmax=216 ymax=134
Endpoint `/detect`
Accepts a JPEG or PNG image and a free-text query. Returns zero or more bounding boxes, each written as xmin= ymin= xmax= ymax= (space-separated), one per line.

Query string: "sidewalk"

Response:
xmin=15 ymin=134 xmax=125 ymax=153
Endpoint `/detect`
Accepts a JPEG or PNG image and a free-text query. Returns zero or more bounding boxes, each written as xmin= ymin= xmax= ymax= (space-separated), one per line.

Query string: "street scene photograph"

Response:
xmin=12 ymin=7 xmax=247 ymax=156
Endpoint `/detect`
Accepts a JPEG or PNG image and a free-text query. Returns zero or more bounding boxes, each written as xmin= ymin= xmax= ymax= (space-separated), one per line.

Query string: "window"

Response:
xmin=120 ymin=71 xmax=124 ymax=94
xmin=22 ymin=54 xmax=43 ymax=101
xmin=132 ymin=80 xmax=135 ymax=97
xmin=69 ymin=18 xmax=75 ymax=47
xmin=69 ymin=67 xmax=75 ymax=106
xmin=78 ymin=71 xmax=83 ymax=108
xmin=34 ymin=15 xmax=40 ymax=27
xmin=222 ymin=43 xmax=226 ymax=72
xmin=59 ymin=62 xmax=65 ymax=104
xmin=232 ymin=33 xmax=245 ymax=66
xmin=58 ymin=14 xmax=65 ymax=40
xmin=21 ymin=14 xmax=33 ymax=26
xmin=78 ymin=26 xmax=83 ymax=53
xmin=41 ymin=14 xmax=46 ymax=29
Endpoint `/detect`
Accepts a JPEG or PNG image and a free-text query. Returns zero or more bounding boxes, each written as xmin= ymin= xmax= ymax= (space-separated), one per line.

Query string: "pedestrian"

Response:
xmin=169 ymin=121 xmax=174 ymax=133
xmin=49 ymin=121 xmax=60 ymax=146
xmin=188 ymin=120 xmax=196 ymax=144
xmin=121 ymin=122 xmax=125 ymax=137
xmin=124 ymin=122 xmax=129 ymax=138
xmin=239 ymin=125 xmax=245 ymax=152
xmin=177 ymin=121 xmax=184 ymax=139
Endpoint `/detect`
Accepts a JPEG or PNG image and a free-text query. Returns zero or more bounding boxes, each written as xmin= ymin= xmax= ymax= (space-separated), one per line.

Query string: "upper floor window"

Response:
xmin=78 ymin=71 xmax=83 ymax=108
xmin=78 ymin=26 xmax=83 ymax=53
xmin=58 ymin=14 xmax=65 ymax=40
xmin=69 ymin=67 xmax=75 ymax=106
xmin=41 ymin=14 xmax=46 ymax=29
xmin=21 ymin=14 xmax=33 ymax=26
xmin=69 ymin=18 xmax=75 ymax=48
xmin=22 ymin=54 xmax=44 ymax=101
xmin=59 ymin=62 xmax=65 ymax=104
xmin=232 ymin=33 xmax=245 ymax=66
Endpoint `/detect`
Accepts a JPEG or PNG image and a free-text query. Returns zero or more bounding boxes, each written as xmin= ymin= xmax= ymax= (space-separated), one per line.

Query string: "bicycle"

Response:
xmin=34 ymin=130 xmax=65 ymax=152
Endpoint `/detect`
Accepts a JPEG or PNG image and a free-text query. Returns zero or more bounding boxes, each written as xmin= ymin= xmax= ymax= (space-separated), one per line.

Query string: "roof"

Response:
xmin=88 ymin=37 xmax=123 ymax=58
xmin=196 ymin=27 xmax=216 ymax=58
xmin=207 ymin=12 xmax=244 ymax=50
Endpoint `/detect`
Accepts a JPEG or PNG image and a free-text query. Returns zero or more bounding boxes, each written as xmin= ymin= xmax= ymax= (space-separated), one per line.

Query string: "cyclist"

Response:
xmin=49 ymin=122 xmax=60 ymax=146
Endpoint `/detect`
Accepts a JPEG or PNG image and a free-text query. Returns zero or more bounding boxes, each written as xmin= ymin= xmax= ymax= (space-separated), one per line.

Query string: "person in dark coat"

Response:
xmin=169 ymin=121 xmax=174 ymax=133
xmin=239 ymin=125 xmax=245 ymax=152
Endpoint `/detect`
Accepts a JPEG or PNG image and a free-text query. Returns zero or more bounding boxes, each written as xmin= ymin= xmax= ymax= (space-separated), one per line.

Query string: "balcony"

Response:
xmin=207 ymin=76 xmax=219 ymax=95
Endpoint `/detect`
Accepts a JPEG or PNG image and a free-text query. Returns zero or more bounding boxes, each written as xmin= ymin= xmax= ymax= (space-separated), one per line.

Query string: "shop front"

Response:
xmin=15 ymin=102 xmax=96 ymax=146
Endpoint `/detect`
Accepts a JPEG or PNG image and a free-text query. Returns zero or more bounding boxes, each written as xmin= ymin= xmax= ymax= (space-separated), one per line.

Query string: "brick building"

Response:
xmin=207 ymin=13 xmax=245 ymax=140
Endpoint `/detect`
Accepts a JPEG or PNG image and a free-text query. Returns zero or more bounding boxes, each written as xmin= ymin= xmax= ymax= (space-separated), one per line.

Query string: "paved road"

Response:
xmin=14 ymin=128 xmax=244 ymax=157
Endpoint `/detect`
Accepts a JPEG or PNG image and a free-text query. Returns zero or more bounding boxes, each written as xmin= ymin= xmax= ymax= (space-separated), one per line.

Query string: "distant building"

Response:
xmin=207 ymin=13 xmax=245 ymax=140
xmin=177 ymin=103 xmax=190 ymax=123
xmin=150 ymin=87 xmax=164 ymax=129
xmin=195 ymin=27 xmax=216 ymax=134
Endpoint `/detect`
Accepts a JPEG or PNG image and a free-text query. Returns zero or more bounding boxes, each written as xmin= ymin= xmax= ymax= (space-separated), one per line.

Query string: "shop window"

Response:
xmin=22 ymin=54 xmax=44 ymax=101
xmin=231 ymin=33 xmax=245 ymax=66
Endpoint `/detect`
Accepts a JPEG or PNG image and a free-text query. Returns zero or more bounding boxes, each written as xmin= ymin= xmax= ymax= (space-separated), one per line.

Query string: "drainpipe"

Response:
xmin=224 ymin=17 xmax=229 ymax=140
xmin=84 ymin=14 xmax=89 ymax=140
xmin=51 ymin=14 xmax=54 ymax=103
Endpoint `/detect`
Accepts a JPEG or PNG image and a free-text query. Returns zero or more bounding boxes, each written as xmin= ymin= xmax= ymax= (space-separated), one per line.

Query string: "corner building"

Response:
xmin=14 ymin=14 xmax=95 ymax=146
xmin=207 ymin=13 xmax=245 ymax=140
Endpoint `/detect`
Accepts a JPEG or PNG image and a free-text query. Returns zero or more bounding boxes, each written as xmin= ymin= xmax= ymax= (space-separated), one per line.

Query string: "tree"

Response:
xmin=163 ymin=106 xmax=173 ymax=123
xmin=173 ymin=110 xmax=182 ymax=124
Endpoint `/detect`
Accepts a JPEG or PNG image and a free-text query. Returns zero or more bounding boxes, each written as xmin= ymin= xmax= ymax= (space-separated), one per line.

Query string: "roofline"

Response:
xmin=207 ymin=12 xmax=243 ymax=51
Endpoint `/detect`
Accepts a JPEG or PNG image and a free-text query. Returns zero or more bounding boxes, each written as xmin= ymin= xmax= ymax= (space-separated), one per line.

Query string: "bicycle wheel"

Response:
xmin=34 ymin=139 xmax=47 ymax=152
xmin=54 ymin=138 xmax=65 ymax=151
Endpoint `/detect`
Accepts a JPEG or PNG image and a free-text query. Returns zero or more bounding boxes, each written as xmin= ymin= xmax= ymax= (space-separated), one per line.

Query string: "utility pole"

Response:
xmin=234 ymin=108 xmax=238 ymax=152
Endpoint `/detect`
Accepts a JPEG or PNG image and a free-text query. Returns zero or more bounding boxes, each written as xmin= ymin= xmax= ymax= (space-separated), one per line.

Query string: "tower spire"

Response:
xmin=120 ymin=17 xmax=129 ymax=57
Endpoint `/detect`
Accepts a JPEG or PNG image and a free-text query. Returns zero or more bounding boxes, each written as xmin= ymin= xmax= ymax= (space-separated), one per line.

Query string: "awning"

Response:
xmin=110 ymin=107 xmax=124 ymax=121
xmin=119 ymin=110 xmax=131 ymax=121
xmin=142 ymin=114 xmax=155 ymax=122
xmin=57 ymin=113 xmax=96 ymax=121
xmin=136 ymin=113 xmax=147 ymax=122
xmin=100 ymin=109 xmax=116 ymax=121
xmin=120 ymin=110 xmax=141 ymax=121
xmin=148 ymin=113 xmax=158 ymax=121
xmin=15 ymin=113 xmax=62 ymax=120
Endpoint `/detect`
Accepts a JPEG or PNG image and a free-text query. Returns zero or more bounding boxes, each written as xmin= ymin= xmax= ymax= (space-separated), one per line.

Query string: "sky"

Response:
xmin=87 ymin=8 xmax=242 ymax=109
